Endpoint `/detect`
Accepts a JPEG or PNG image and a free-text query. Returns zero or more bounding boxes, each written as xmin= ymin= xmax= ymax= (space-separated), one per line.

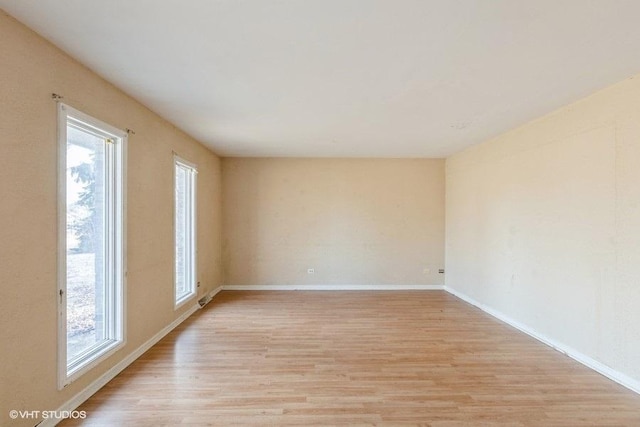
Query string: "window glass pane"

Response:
xmin=175 ymin=165 xmax=188 ymax=300
xmin=66 ymin=124 xmax=106 ymax=363
xmin=175 ymin=160 xmax=196 ymax=306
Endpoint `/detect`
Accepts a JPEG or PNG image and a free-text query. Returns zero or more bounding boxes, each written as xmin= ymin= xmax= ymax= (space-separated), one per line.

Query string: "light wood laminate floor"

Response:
xmin=61 ymin=291 xmax=640 ymax=426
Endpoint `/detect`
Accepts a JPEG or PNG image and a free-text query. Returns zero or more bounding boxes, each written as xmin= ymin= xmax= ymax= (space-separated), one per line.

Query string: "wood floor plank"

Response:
xmin=60 ymin=291 xmax=640 ymax=426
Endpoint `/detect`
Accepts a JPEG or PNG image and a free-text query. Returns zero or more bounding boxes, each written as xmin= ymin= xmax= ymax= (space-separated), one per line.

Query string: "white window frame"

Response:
xmin=57 ymin=103 xmax=127 ymax=389
xmin=174 ymin=155 xmax=198 ymax=309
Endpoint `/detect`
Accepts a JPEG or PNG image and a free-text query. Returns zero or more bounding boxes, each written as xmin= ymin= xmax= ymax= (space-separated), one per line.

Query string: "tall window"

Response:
xmin=58 ymin=104 xmax=126 ymax=388
xmin=174 ymin=156 xmax=197 ymax=307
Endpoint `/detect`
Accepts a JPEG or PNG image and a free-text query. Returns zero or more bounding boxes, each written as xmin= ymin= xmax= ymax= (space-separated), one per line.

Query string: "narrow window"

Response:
xmin=174 ymin=156 xmax=197 ymax=307
xmin=58 ymin=104 xmax=126 ymax=388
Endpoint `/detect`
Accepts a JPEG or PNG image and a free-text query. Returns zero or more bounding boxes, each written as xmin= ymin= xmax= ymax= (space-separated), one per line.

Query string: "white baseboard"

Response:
xmin=199 ymin=285 xmax=224 ymax=306
xmin=40 ymin=286 xmax=223 ymax=427
xmin=444 ymin=286 xmax=640 ymax=395
xmin=209 ymin=285 xmax=224 ymax=297
xmin=223 ymin=284 xmax=444 ymax=291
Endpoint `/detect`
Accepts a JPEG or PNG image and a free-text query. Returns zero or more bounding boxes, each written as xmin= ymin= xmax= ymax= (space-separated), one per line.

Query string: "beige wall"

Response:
xmin=0 ymin=12 xmax=222 ymax=425
xmin=445 ymin=74 xmax=640 ymax=384
xmin=222 ymin=158 xmax=445 ymax=287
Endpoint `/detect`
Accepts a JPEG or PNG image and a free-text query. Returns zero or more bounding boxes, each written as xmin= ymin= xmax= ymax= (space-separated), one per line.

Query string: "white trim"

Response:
xmin=444 ymin=286 xmax=640 ymax=395
xmin=40 ymin=301 xmax=203 ymax=427
xmin=223 ymin=284 xmax=444 ymax=291
xmin=208 ymin=285 xmax=224 ymax=298
xmin=57 ymin=103 xmax=128 ymax=389
xmin=173 ymin=155 xmax=198 ymax=309
xmin=173 ymin=155 xmax=198 ymax=172
xmin=56 ymin=103 xmax=68 ymax=391
xmin=59 ymin=104 xmax=128 ymax=140
xmin=209 ymin=285 xmax=224 ymax=297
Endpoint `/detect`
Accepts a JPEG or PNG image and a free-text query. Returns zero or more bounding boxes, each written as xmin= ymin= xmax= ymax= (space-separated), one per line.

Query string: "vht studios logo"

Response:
xmin=9 ymin=409 xmax=87 ymax=420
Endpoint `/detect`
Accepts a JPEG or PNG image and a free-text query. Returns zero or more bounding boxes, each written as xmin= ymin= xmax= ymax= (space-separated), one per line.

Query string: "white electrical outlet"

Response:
xmin=423 ymin=268 xmax=430 ymax=275
xmin=307 ymin=268 xmax=315 ymax=274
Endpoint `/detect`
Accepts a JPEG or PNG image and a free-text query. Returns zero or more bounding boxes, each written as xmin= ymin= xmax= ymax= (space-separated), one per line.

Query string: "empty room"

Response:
xmin=2 ymin=1 xmax=640 ymax=426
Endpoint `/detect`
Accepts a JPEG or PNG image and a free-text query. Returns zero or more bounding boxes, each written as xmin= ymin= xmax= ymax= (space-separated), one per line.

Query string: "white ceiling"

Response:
xmin=3 ymin=1 xmax=640 ymax=157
